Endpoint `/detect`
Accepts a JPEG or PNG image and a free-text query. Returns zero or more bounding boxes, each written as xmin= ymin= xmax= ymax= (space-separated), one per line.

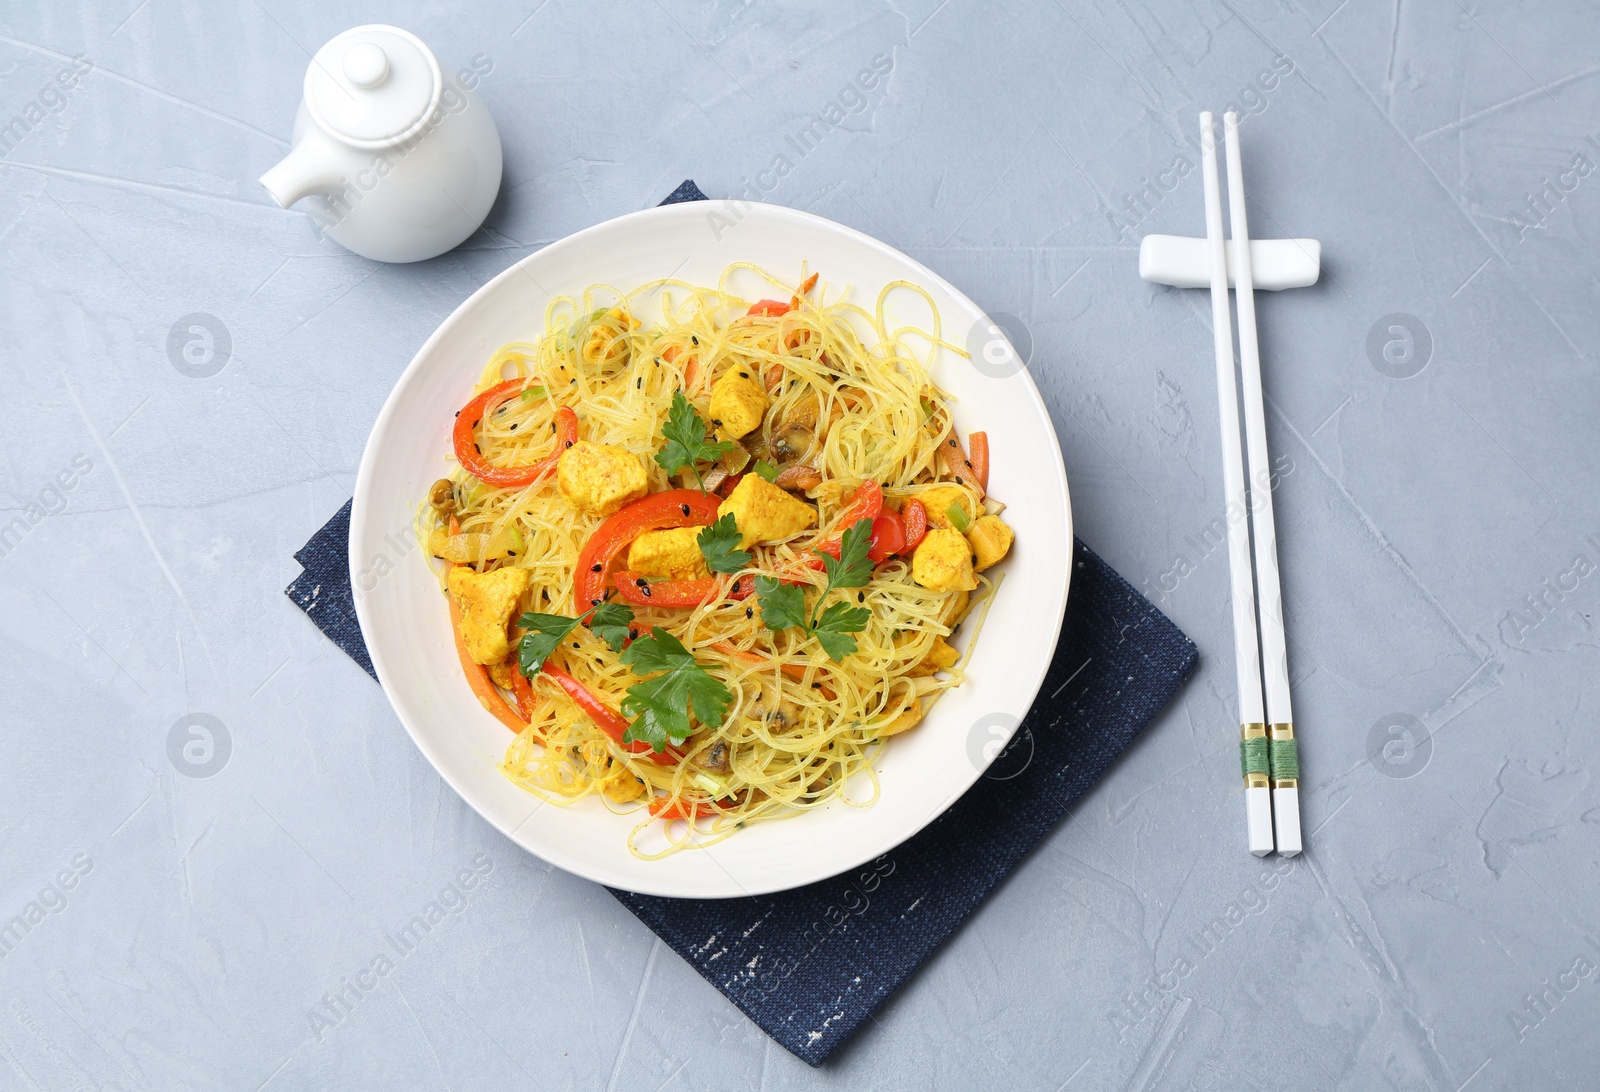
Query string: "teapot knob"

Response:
xmin=342 ymin=42 xmax=390 ymax=89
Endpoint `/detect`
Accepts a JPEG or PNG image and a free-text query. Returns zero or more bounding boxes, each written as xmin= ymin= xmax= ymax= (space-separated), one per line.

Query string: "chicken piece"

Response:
xmin=580 ymin=307 xmax=637 ymax=369
xmin=580 ymin=739 xmax=648 ymax=802
xmin=873 ymin=681 xmax=923 ymax=737
xmin=719 ymin=474 xmax=817 ymax=547
xmin=921 ymin=636 xmax=960 ymax=673
xmin=557 ymin=441 xmax=649 ymax=517
xmin=917 ymin=484 xmax=980 ymax=530
xmin=627 ymin=526 xmax=711 ymax=580
xmin=448 ymin=566 xmax=531 ymax=664
xmin=708 ymin=366 xmax=769 ymax=440
xmin=966 ymin=515 xmax=1014 ymax=572
xmin=602 ymin=773 xmax=647 ymax=802
xmin=911 ymin=528 xmax=978 ymax=592
xmin=487 ymin=657 xmax=522 ymax=691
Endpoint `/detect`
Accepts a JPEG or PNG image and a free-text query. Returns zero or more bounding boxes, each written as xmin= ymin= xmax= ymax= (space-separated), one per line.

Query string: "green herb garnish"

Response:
xmin=753 ymin=459 xmax=780 ymax=483
xmin=754 ymin=518 xmax=875 ymax=662
xmin=517 ymin=602 xmax=636 ymax=676
xmin=620 ymin=627 xmax=732 ymax=752
xmin=697 ymin=512 xmax=752 ymax=575
xmin=946 ymin=502 xmax=971 ymax=533
xmin=585 ymin=602 xmax=635 ymax=652
xmin=520 ymin=385 xmax=549 ymax=402
xmin=655 ymin=390 xmax=734 ymax=492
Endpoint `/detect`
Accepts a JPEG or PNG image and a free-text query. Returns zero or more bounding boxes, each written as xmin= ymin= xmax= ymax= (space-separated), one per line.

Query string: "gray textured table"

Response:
xmin=3 ymin=2 xmax=1597 ymax=1089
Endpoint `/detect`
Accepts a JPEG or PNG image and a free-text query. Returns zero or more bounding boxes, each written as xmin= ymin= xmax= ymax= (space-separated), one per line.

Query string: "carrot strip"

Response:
xmin=448 ymin=595 xmax=527 ymax=734
xmin=648 ymin=796 xmax=720 ymax=820
xmin=968 ymin=431 xmax=989 ymax=491
xmin=938 ymin=430 xmax=986 ymax=499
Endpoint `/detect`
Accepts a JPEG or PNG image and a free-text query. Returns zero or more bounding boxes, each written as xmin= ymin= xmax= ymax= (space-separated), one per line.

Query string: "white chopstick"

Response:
xmin=1223 ymin=112 xmax=1300 ymax=855
xmin=1199 ymin=112 xmax=1274 ymax=857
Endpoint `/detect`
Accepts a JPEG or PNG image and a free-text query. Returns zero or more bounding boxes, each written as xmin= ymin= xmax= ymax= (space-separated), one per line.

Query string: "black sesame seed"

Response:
xmin=564 ymin=440 xmax=574 ymax=448
xmin=571 ymin=642 xmax=580 ymax=649
xmin=590 ymin=598 xmax=601 ymax=606
xmin=640 ymin=584 xmax=652 ymax=597
xmin=636 ymin=378 xmax=643 ymax=389
xmin=711 ymin=419 xmax=722 ymax=427
xmin=473 ymin=443 xmax=482 ymax=454
xmin=509 ymin=423 xmax=518 ymax=431
xmin=680 ymin=503 xmax=691 ymax=516
xmin=947 ymin=438 xmax=957 ymax=447
xmin=454 ymin=410 xmax=460 ymax=417
xmin=954 ymin=476 xmax=964 ymax=485
xmin=629 ymin=628 xmax=638 ymax=639
xmin=811 ymin=682 xmax=822 ymax=689
xmin=857 ymin=592 xmax=865 ymax=603
xmin=691 ymin=336 xmax=699 ymax=345
xmin=738 ymin=370 xmax=749 ymax=379
xmin=591 ymin=564 xmax=603 ymax=573
xmin=745 ymin=607 xmax=754 ymax=619
xmin=635 ymin=578 xmax=648 ymax=586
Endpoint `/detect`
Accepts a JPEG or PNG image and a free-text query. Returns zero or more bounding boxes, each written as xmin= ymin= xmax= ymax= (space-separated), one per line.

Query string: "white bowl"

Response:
xmin=351 ymin=201 xmax=1072 ymax=897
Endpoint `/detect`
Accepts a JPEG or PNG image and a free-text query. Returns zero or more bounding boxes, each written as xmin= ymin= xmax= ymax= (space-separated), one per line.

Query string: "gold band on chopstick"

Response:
xmin=1269 ymin=722 xmax=1298 ymax=788
xmin=1240 ymin=723 xmax=1269 ymax=788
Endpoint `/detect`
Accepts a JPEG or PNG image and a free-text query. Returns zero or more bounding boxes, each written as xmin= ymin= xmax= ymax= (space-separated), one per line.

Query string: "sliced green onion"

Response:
xmin=753 ymin=460 xmax=780 ymax=483
xmin=947 ymin=502 xmax=971 ymax=533
xmin=520 ymin=385 xmax=548 ymax=402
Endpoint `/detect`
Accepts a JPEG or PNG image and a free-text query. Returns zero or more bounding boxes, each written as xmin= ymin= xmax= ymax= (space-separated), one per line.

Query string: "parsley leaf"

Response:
xmin=517 ymin=603 xmax=636 ymax=673
xmin=754 ymin=576 xmax=808 ymax=632
xmin=619 ymin=628 xmax=732 ymax=752
xmin=818 ymin=518 xmax=875 ymax=594
xmin=517 ymin=612 xmax=579 ymax=675
xmin=753 ymin=519 xmax=878 ymax=661
xmin=753 ymin=459 xmax=780 ymax=483
xmin=812 ymin=600 xmax=871 ymax=662
xmin=654 ymin=391 xmax=733 ymax=491
xmin=697 ymin=513 xmax=752 ymax=575
xmin=586 ymin=602 xmax=635 ymax=652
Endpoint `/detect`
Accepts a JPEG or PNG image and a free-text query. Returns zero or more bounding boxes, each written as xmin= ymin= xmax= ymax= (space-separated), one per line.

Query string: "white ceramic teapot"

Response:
xmin=259 ymin=25 xmax=503 ymax=263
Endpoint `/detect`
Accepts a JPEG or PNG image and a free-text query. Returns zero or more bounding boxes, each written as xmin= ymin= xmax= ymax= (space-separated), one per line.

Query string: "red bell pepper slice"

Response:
xmin=867 ymin=507 xmax=906 ymax=563
xmin=541 ymin=662 xmax=677 ymax=766
xmin=572 ymin=489 xmax=722 ymax=612
xmin=746 ymin=298 xmax=792 ymax=317
xmin=902 ymin=499 xmax=928 ymax=552
xmin=611 ymin=571 xmax=756 ymax=608
xmin=453 ymin=379 xmax=579 ymax=488
xmin=968 ymin=431 xmax=989 ymax=491
xmin=804 ymin=480 xmax=885 ymax=568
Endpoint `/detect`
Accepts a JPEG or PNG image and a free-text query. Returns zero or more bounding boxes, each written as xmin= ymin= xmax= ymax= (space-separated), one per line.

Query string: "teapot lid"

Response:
xmin=303 ymin=25 xmax=442 ymax=150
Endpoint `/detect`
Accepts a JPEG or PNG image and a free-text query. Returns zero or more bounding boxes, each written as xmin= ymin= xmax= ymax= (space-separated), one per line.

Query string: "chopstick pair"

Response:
xmin=1195 ymin=111 xmax=1302 ymax=857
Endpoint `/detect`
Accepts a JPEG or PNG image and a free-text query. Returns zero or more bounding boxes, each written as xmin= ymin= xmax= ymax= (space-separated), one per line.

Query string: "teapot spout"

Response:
xmin=260 ymin=132 xmax=344 ymax=208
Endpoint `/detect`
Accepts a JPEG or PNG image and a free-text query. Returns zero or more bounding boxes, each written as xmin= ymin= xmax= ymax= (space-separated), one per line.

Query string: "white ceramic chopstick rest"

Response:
xmin=1139 ymin=234 xmax=1321 ymax=290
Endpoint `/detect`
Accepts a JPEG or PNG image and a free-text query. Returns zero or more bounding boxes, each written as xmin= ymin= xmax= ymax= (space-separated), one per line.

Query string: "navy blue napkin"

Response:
xmin=287 ymin=181 xmax=1197 ymax=1066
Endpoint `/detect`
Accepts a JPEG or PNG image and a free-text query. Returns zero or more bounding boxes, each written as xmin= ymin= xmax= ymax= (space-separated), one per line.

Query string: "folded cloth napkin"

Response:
xmin=286 ymin=181 xmax=1198 ymax=1065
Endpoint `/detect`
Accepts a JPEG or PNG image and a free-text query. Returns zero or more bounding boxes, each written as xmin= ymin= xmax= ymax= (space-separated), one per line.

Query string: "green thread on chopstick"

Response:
xmin=1240 ymin=736 xmax=1270 ymax=778
xmin=1270 ymin=737 xmax=1299 ymax=781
